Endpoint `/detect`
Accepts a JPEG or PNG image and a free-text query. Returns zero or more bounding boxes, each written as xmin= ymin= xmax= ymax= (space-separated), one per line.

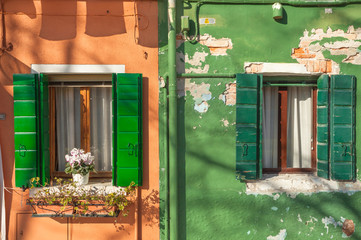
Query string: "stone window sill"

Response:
xmin=245 ymin=174 xmax=361 ymax=196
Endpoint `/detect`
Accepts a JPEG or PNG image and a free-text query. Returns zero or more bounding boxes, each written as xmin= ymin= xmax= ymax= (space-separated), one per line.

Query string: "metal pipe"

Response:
xmin=168 ymin=0 xmax=178 ymax=238
xmin=184 ymin=0 xmax=361 ymax=6
xmin=264 ymin=83 xmax=317 ymax=87
xmin=178 ymin=73 xmax=236 ymax=78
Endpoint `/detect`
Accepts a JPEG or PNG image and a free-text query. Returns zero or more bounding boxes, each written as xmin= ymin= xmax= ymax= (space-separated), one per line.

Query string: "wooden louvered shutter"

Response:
xmin=330 ymin=75 xmax=356 ymax=181
xmin=14 ymin=74 xmax=39 ymax=188
xmin=236 ymin=74 xmax=263 ymax=180
xmin=112 ymin=73 xmax=143 ymax=186
xmin=316 ymin=75 xmax=330 ymax=179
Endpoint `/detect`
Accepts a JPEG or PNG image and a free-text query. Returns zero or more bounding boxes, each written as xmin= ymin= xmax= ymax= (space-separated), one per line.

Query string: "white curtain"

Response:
xmin=262 ymin=86 xmax=312 ymax=169
xmin=287 ymin=87 xmax=312 ymax=168
xmin=56 ymin=88 xmax=81 ymax=171
xmin=90 ymin=88 xmax=112 ymax=171
xmin=262 ymin=87 xmax=279 ymax=168
xmin=56 ymin=87 xmax=112 ymax=171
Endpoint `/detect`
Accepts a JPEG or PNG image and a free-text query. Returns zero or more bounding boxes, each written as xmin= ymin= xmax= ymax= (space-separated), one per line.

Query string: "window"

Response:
xmin=262 ymin=86 xmax=316 ymax=173
xmin=14 ymin=73 xmax=143 ymax=187
xmin=48 ymin=76 xmax=113 ymax=178
xmin=236 ymin=74 xmax=356 ymax=181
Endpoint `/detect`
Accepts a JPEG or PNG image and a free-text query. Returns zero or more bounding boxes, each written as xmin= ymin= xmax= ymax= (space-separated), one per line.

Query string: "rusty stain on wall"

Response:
xmin=342 ymin=219 xmax=355 ymax=236
xmin=199 ymin=34 xmax=233 ymax=56
xmin=177 ymin=78 xmax=212 ymax=113
xmin=219 ymin=82 xmax=236 ymax=106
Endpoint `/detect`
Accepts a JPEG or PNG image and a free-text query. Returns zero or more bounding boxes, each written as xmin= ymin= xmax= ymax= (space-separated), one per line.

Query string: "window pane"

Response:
xmin=286 ymin=87 xmax=312 ymax=168
xmin=90 ymin=88 xmax=112 ymax=171
xmin=56 ymin=87 xmax=81 ymax=171
xmin=262 ymin=87 xmax=279 ymax=168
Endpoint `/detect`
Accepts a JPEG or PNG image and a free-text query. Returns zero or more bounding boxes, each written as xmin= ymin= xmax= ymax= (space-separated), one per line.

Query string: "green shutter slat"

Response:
xmin=317 ymin=74 xmax=330 ymax=179
xmin=13 ymin=74 xmax=39 ymax=188
xmin=113 ymin=73 xmax=143 ymax=186
xmin=236 ymin=74 xmax=262 ymax=180
xmin=330 ymin=75 xmax=356 ymax=181
xmin=39 ymin=74 xmax=50 ymax=185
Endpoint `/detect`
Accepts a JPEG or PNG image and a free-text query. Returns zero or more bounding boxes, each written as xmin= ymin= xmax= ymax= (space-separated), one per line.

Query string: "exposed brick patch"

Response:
xmin=199 ymin=34 xmax=233 ymax=56
xmin=292 ymin=26 xmax=361 ymax=74
xmin=291 ymin=48 xmax=316 ymax=59
xmin=245 ymin=63 xmax=263 ymax=74
xmin=219 ymin=82 xmax=236 ymax=106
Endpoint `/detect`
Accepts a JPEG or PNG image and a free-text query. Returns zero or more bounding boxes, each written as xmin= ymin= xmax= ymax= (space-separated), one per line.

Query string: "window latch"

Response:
xmin=242 ymin=144 xmax=248 ymax=157
xmin=128 ymin=143 xmax=134 ymax=156
xmin=19 ymin=144 xmax=26 ymax=157
xmin=342 ymin=145 xmax=350 ymax=157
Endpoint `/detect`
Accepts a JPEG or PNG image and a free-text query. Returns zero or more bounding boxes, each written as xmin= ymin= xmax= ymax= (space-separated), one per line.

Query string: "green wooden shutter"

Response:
xmin=14 ymin=74 xmax=39 ymax=188
xmin=39 ymin=74 xmax=50 ymax=185
xmin=236 ymin=74 xmax=262 ymax=180
xmin=112 ymin=73 xmax=143 ymax=186
xmin=330 ymin=75 xmax=356 ymax=181
xmin=316 ymin=75 xmax=330 ymax=179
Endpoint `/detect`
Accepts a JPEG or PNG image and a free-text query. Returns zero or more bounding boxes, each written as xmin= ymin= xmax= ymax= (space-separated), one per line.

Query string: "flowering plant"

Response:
xmin=64 ymin=148 xmax=96 ymax=176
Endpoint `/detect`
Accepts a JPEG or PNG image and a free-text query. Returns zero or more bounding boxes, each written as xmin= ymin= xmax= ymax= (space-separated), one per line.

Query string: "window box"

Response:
xmin=27 ymin=180 xmax=136 ymax=217
xmin=27 ymin=200 xmax=121 ymax=217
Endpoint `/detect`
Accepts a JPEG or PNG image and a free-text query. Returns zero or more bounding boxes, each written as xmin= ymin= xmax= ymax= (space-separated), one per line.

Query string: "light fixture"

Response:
xmin=272 ymin=2 xmax=283 ymax=20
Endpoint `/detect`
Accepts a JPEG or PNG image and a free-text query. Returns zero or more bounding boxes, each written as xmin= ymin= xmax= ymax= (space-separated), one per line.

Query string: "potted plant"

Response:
xmin=64 ymin=148 xmax=96 ymax=185
xmin=28 ymin=178 xmax=136 ymax=217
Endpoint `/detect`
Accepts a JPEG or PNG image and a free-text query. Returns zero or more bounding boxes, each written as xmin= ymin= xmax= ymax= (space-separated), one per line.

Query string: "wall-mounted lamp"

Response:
xmin=272 ymin=2 xmax=283 ymax=20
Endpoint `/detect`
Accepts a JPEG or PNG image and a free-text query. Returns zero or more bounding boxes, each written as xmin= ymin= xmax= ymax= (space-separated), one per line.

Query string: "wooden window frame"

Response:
xmin=49 ymin=86 xmax=112 ymax=180
xmin=263 ymin=87 xmax=317 ymax=174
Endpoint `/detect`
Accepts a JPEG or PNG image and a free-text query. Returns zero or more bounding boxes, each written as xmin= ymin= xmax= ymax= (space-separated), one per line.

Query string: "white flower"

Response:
xmin=70 ymin=148 xmax=79 ymax=156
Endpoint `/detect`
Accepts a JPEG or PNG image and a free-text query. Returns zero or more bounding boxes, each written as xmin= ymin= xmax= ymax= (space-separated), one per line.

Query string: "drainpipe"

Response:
xmin=168 ymin=0 xmax=178 ymax=239
xmin=184 ymin=0 xmax=361 ymax=6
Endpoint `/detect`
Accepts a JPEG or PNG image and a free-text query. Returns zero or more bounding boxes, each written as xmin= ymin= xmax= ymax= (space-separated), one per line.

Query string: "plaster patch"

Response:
xmin=194 ymin=101 xmax=209 ymax=113
xmin=298 ymin=214 xmax=303 ymax=222
xmin=293 ymin=26 xmax=361 ymax=74
xmin=219 ymin=82 xmax=236 ymax=105
xmin=186 ymin=64 xmax=210 ymax=74
xmin=176 ymin=52 xmax=186 ymax=73
xmin=220 ymin=119 xmax=229 ymax=127
xmin=305 ymin=216 xmax=318 ymax=225
xmin=273 ymin=193 xmax=280 ymax=200
xmin=159 ymin=76 xmax=166 ymax=88
xmin=185 ymin=51 xmax=209 ymax=66
xmin=322 ymin=216 xmax=342 ymax=234
xmin=245 ymin=174 xmax=361 ymax=196
xmin=177 ymin=79 xmax=212 ymax=113
xmin=267 ymin=229 xmax=287 ymax=240
xmin=199 ymin=34 xmax=233 ymax=56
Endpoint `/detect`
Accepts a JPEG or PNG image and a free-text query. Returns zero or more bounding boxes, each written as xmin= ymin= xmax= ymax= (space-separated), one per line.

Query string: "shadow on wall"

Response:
xmin=5 ymin=0 xmax=36 ymax=19
xmin=85 ymin=0 xmax=126 ymax=37
xmin=133 ymin=0 xmax=158 ymax=48
xmin=40 ymin=0 xmax=77 ymax=40
xmin=0 ymin=52 xmax=31 ymax=239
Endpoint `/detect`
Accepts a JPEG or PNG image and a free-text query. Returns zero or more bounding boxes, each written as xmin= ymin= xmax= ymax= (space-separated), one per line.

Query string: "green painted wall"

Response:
xmin=159 ymin=2 xmax=361 ymax=239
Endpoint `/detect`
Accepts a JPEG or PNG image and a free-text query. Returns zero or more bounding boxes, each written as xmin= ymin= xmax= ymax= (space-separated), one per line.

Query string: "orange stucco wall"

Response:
xmin=0 ymin=0 xmax=159 ymax=239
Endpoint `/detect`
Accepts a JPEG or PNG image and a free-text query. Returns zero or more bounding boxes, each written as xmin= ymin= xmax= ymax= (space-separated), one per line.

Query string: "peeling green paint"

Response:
xmin=159 ymin=2 xmax=361 ymax=239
